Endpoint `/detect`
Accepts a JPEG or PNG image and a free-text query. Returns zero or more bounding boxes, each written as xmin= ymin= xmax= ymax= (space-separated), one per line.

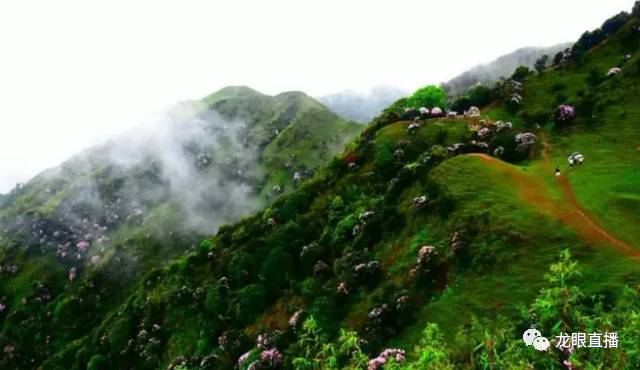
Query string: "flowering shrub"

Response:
xmin=554 ymin=104 xmax=576 ymax=123
xmin=515 ymin=132 xmax=537 ymax=154
xmin=368 ymin=348 xmax=406 ymax=370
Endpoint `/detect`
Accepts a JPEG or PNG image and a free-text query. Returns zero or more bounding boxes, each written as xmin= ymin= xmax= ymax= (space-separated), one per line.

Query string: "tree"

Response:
xmin=552 ymin=51 xmax=564 ymax=66
xmin=601 ymin=11 xmax=630 ymax=35
xmin=87 ymin=354 xmax=107 ymax=370
xmin=530 ymin=249 xmax=583 ymax=332
xmin=510 ymin=66 xmax=532 ymax=82
xmin=534 ymin=55 xmax=549 ymax=74
xmin=451 ymin=85 xmax=494 ymax=112
xmin=405 ymin=85 xmax=447 ymax=109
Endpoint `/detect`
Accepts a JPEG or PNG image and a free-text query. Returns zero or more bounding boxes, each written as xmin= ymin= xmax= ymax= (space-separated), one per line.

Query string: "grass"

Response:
xmin=390 ymin=154 xmax=640 ymax=349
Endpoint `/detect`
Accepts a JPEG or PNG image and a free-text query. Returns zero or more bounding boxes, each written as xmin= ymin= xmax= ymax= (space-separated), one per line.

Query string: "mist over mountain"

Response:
xmin=0 ymin=85 xmax=362 ymax=308
xmin=443 ymin=43 xmax=572 ymax=96
xmin=318 ymin=86 xmax=408 ymax=123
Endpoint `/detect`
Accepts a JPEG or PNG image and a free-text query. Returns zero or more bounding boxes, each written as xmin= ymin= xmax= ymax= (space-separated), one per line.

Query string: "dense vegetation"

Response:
xmin=0 ymin=87 xmax=362 ymax=369
xmin=2 ymin=3 xmax=640 ymax=369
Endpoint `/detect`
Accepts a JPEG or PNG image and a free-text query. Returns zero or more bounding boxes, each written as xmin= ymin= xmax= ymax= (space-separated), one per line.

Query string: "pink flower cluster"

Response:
xmin=555 ymin=104 xmax=576 ymax=121
xmin=257 ymin=333 xmax=272 ymax=350
xmin=260 ymin=348 xmax=284 ymax=367
xmin=76 ymin=240 xmax=90 ymax=253
xmin=430 ymin=107 xmax=444 ymax=116
xmin=237 ymin=351 xmax=251 ymax=367
xmin=368 ymin=348 xmax=406 ymax=370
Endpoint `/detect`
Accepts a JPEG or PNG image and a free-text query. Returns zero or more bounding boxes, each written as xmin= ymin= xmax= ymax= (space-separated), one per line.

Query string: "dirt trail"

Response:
xmin=467 ymin=147 xmax=639 ymax=257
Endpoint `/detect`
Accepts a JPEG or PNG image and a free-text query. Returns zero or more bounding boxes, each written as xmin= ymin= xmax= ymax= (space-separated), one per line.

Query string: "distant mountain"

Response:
xmin=443 ymin=43 xmax=572 ymax=96
xmin=318 ymin=86 xmax=408 ymax=123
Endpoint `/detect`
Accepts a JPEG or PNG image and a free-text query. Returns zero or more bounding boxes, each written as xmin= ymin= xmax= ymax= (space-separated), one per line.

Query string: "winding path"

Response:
xmin=466 ymin=140 xmax=638 ymax=256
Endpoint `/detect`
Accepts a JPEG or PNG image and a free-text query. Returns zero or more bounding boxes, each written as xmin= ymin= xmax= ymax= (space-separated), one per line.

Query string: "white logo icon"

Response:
xmin=533 ymin=336 xmax=551 ymax=351
xmin=522 ymin=328 xmax=542 ymax=346
xmin=523 ymin=328 xmax=549 ymax=351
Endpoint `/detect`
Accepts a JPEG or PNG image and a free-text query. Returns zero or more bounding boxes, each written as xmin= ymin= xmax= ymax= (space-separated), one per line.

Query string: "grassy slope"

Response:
xmin=513 ymin=24 xmax=640 ymax=246
xmin=394 ymin=18 xmax=640 ymax=345
xmin=381 ymin=16 xmax=640 ymax=350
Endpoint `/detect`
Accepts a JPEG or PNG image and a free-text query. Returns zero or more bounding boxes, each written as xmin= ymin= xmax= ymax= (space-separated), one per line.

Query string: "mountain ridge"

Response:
xmin=443 ymin=43 xmax=573 ymax=96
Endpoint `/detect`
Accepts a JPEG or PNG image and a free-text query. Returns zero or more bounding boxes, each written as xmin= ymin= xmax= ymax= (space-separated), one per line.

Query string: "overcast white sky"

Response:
xmin=0 ymin=0 xmax=635 ymax=193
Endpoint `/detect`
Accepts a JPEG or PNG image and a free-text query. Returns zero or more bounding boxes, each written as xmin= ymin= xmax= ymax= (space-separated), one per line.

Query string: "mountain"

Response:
xmin=443 ymin=43 xmax=572 ymax=96
xmin=318 ymin=86 xmax=408 ymax=123
xmin=0 ymin=86 xmax=362 ymax=368
xmin=3 ymin=4 xmax=640 ymax=369
xmin=200 ymin=86 xmax=362 ymax=199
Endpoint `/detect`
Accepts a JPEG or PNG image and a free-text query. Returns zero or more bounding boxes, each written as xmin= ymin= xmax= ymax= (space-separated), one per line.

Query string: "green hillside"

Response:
xmin=2 ymin=4 xmax=640 ymax=370
xmin=0 ymin=87 xmax=362 ymax=369
xmin=202 ymin=87 xmax=362 ymax=200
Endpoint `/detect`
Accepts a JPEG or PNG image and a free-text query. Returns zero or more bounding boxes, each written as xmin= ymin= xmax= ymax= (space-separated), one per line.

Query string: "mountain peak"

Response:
xmin=203 ymin=85 xmax=264 ymax=105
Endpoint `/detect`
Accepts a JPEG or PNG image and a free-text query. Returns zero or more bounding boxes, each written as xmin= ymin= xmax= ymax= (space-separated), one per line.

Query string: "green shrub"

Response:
xmin=405 ymin=85 xmax=447 ymax=109
xmin=87 ymin=354 xmax=107 ymax=370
